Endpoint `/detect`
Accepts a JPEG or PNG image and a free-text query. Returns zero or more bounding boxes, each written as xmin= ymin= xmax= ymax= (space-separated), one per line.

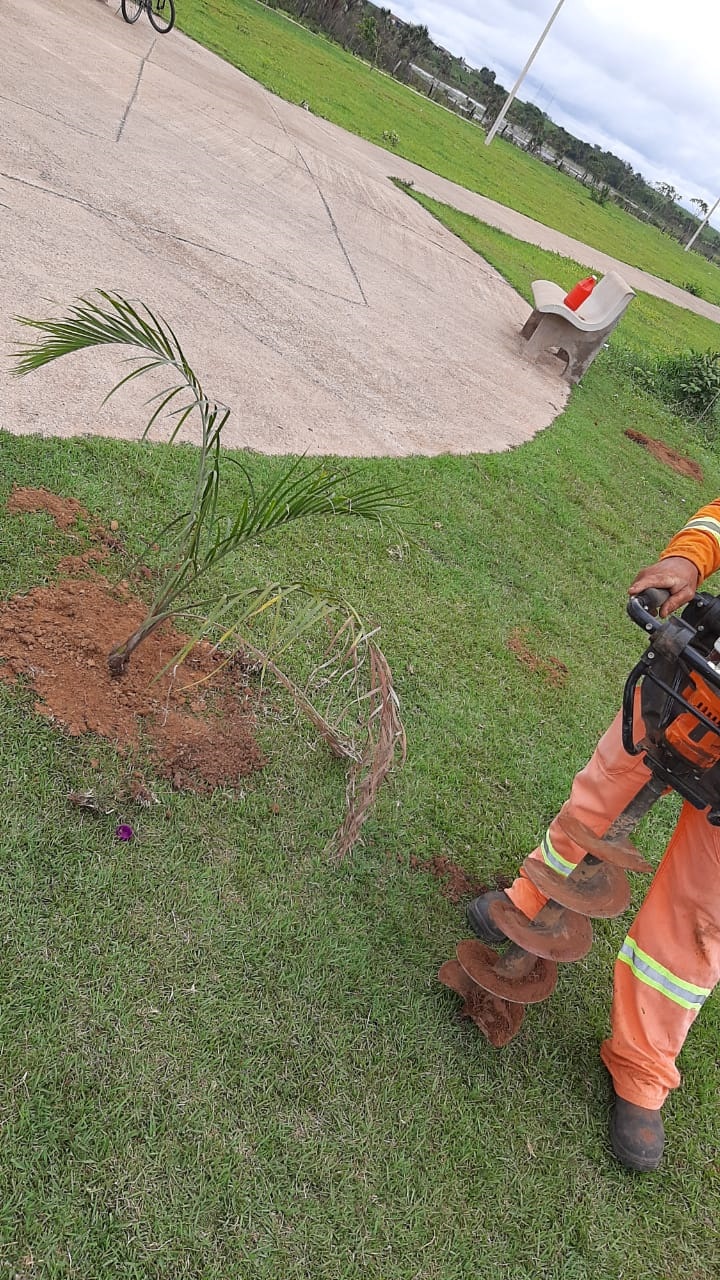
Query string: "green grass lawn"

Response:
xmin=2 ymin=255 xmax=720 ymax=1275
xmin=176 ymin=0 xmax=720 ymax=305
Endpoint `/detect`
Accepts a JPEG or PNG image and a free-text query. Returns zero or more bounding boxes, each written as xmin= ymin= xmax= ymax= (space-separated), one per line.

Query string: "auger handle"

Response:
xmin=626 ymin=587 xmax=670 ymax=632
xmin=623 ymin=585 xmax=720 ymax=755
xmin=626 ymin=588 xmax=720 ymax=686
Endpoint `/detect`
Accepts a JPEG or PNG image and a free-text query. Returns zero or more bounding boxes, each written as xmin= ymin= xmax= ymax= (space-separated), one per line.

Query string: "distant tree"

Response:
xmin=391 ymin=20 xmax=433 ymax=80
xmin=655 ymin=181 xmax=680 ymax=204
xmin=358 ymin=12 xmax=379 ymax=64
xmin=510 ymin=100 xmax=546 ymax=153
xmin=279 ymin=0 xmax=720 ymax=256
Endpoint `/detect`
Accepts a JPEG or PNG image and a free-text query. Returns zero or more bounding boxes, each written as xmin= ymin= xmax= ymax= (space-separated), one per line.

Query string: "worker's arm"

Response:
xmin=628 ymin=498 xmax=720 ymax=618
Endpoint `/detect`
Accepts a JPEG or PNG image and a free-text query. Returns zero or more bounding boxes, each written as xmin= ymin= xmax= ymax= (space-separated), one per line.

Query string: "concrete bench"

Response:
xmin=520 ymin=270 xmax=635 ymax=384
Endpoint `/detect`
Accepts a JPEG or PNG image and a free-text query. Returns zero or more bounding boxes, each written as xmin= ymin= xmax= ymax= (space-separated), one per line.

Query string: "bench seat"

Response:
xmin=520 ymin=270 xmax=635 ymax=384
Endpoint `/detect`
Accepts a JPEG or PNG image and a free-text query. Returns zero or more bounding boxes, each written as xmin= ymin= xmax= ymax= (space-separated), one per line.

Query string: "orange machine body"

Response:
xmin=664 ymin=671 xmax=720 ymax=769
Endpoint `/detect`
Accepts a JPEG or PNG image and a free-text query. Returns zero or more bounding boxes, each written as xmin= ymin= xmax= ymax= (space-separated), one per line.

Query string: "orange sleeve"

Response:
xmin=660 ymin=498 xmax=720 ymax=582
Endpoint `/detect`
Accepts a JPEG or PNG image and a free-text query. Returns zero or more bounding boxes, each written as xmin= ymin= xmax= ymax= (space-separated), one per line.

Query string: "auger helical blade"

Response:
xmin=556 ymin=812 xmax=653 ymax=873
xmin=445 ymin=783 xmax=664 ymax=1034
xmin=489 ymin=896 xmax=594 ymax=962
xmin=456 ymin=939 xmax=558 ymax=1004
xmin=522 ymin=854 xmax=631 ymax=918
xmin=438 ymin=959 xmax=526 ymax=1046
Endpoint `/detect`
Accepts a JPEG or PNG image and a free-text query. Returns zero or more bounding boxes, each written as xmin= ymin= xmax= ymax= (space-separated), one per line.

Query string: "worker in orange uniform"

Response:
xmin=467 ymin=498 xmax=720 ymax=1172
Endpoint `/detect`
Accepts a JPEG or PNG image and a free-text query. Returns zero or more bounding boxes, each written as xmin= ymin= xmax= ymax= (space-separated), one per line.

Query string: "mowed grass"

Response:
xmin=2 ymin=247 xmax=720 ymax=1275
xmin=176 ymin=0 xmax=720 ymax=304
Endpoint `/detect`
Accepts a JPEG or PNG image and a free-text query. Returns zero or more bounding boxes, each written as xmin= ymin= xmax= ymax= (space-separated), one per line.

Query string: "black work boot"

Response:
xmin=465 ymin=890 xmax=508 ymax=945
xmin=610 ymin=1092 xmax=665 ymax=1172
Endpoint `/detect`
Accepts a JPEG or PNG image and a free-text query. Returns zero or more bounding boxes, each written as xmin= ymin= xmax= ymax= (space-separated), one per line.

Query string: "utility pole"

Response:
xmin=485 ymin=0 xmax=568 ymax=147
xmin=685 ymin=195 xmax=720 ymax=252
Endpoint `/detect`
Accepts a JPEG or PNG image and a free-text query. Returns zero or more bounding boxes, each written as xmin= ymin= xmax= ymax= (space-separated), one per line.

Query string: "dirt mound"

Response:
xmin=625 ymin=430 xmax=703 ymax=482
xmin=7 ymin=486 xmax=125 ymax=550
xmin=0 ymin=577 xmax=264 ymax=791
xmin=7 ymin=486 xmax=89 ymax=529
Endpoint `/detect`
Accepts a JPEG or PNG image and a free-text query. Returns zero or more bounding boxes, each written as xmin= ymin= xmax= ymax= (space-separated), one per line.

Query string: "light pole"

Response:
xmin=685 ymin=196 xmax=720 ymax=252
xmin=485 ymin=0 xmax=568 ymax=146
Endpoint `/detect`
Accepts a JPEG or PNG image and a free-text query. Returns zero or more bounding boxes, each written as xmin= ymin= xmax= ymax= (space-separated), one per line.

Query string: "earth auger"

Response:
xmin=440 ymin=586 xmax=720 ymax=1047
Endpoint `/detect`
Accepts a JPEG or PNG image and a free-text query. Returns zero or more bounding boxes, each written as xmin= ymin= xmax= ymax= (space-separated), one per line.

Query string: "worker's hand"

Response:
xmin=628 ymin=556 xmax=700 ymax=618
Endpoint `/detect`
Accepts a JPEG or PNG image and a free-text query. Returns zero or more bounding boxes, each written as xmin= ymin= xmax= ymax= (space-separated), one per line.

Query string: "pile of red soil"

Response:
xmin=7 ymin=486 xmax=124 ymax=549
xmin=7 ymin=486 xmax=90 ymax=529
xmin=625 ymin=430 xmax=703 ymax=482
xmin=3 ymin=486 xmax=263 ymax=791
xmin=410 ymin=854 xmax=484 ymax=903
xmin=0 ymin=576 xmax=264 ymax=792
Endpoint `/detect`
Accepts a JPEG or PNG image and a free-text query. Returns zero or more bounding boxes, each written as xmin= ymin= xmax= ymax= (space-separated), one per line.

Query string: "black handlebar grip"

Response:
xmin=632 ymin=587 xmax=670 ymax=616
xmin=627 ymin=587 xmax=671 ymax=632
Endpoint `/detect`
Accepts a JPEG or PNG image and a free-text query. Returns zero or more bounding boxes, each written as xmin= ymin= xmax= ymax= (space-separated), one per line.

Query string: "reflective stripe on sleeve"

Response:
xmin=681 ymin=517 xmax=720 ymax=550
xmin=618 ymin=935 xmax=711 ymax=1011
xmin=540 ymin=831 xmax=576 ymax=878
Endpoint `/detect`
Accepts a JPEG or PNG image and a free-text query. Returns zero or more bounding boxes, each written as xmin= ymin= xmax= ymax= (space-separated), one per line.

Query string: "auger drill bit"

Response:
xmin=437 ymin=959 xmax=525 ymax=1047
xmin=443 ymin=777 xmax=662 ymax=1040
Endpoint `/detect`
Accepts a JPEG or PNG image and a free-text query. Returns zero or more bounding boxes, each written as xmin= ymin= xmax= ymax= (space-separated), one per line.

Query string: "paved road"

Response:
xmin=0 ymin=0 xmax=714 ymax=456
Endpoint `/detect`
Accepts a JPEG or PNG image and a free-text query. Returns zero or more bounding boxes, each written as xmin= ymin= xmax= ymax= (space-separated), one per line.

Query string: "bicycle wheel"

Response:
xmin=121 ymin=0 xmax=144 ymax=21
xmin=148 ymin=0 xmax=175 ymax=32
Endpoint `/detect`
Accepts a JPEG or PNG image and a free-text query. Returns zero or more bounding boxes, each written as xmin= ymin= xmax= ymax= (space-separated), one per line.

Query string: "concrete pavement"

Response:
xmin=0 ymin=0 xmax=570 ymax=455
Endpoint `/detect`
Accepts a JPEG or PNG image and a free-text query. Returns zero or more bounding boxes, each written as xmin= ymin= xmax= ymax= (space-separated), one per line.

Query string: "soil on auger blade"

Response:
xmin=461 ymin=983 xmax=525 ymax=1046
xmin=455 ymin=938 xmax=559 ymax=1004
xmin=491 ymin=896 xmax=594 ymax=962
xmin=522 ymin=855 xmax=630 ymax=918
xmin=438 ymin=959 xmax=524 ymax=1047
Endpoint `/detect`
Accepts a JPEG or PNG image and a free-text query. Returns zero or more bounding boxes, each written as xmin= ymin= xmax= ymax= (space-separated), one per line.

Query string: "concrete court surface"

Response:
xmin=0 ymin=0 xmax=573 ymax=456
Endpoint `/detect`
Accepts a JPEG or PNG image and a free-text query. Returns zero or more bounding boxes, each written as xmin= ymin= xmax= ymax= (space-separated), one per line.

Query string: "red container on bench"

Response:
xmin=563 ymin=275 xmax=597 ymax=311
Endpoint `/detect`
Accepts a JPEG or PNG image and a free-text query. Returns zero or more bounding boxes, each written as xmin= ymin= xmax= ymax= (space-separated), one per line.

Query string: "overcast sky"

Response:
xmin=390 ymin=0 xmax=720 ymax=228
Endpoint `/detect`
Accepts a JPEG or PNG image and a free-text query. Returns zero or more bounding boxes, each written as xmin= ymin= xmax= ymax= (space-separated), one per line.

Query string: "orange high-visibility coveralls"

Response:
xmin=506 ymin=499 xmax=720 ymax=1110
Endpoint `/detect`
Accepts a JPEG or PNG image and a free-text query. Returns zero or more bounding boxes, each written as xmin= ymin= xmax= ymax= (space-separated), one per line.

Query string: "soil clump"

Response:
xmin=8 ymin=486 xmax=124 ymax=550
xmin=507 ymin=628 xmax=568 ymax=687
xmin=410 ymin=854 xmax=484 ymax=903
xmin=7 ymin=486 xmax=90 ymax=529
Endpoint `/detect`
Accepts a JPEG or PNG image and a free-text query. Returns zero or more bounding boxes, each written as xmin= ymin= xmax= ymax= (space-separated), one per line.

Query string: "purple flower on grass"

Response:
xmin=115 ymin=823 xmax=134 ymax=841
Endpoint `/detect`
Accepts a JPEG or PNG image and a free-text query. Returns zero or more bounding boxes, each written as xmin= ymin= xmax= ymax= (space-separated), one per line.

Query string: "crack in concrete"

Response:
xmin=0 ymin=93 xmax=110 ymax=143
xmin=169 ymin=270 xmax=385 ymax=421
xmin=115 ymin=38 xmax=157 ymax=143
xmin=267 ymin=99 xmax=368 ymax=307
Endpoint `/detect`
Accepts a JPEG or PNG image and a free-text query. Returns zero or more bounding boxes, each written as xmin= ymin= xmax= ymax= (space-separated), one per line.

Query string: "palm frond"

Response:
xmin=12 ymin=291 xmax=212 ymax=445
